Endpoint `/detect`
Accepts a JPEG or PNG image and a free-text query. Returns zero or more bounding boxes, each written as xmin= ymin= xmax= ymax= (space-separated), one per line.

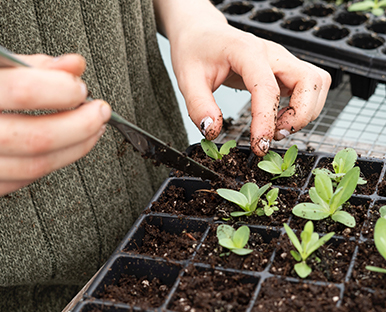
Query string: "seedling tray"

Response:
xmin=72 ymin=145 xmax=386 ymax=311
xmin=214 ymin=0 xmax=386 ymax=99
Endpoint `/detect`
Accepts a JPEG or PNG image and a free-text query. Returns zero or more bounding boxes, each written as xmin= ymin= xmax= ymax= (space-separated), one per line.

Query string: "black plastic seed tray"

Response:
xmin=72 ymin=146 xmax=386 ymax=311
xmin=215 ymin=0 xmax=386 ymax=99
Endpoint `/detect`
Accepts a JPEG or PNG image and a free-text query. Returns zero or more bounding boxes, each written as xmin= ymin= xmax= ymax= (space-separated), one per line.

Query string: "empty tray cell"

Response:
xmin=221 ymin=1 xmax=254 ymax=15
xmin=252 ymin=277 xmax=341 ymax=311
xmin=313 ymin=24 xmax=350 ymax=40
xmin=194 ymin=224 xmax=280 ymax=271
xmin=85 ymin=255 xmax=181 ymax=309
xmin=334 ymin=11 xmax=368 ymax=26
xmin=168 ymin=264 xmax=259 ymax=311
xmin=281 ymin=16 xmax=317 ymax=31
xmin=251 ymin=8 xmax=284 ymax=23
xmin=367 ymin=18 xmax=386 ymax=34
xmin=302 ymin=3 xmax=335 ymax=17
xmin=270 ymin=0 xmax=303 ymax=9
xmin=362 ymin=200 xmax=386 ymax=239
xmin=347 ymin=33 xmax=384 ymax=49
xmin=122 ymin=215 xmax=208 ymax=261
xmin=341 ymin=283 xmax=386 ymax=311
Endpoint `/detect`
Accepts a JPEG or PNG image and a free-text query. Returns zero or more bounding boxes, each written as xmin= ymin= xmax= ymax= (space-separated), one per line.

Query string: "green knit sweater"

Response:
xmin=0 ymin=1 xmax=188 ymax=311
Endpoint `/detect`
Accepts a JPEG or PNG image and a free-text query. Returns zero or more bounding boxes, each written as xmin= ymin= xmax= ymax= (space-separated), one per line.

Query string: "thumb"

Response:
xmin=180 ymin=75 xmax=223 ymax=141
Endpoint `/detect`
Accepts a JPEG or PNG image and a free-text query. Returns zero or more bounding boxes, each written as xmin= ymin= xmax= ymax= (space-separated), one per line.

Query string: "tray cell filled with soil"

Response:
xmin=84 ymin=255 xmax=181 ymax=310
xmin=167 ymin=264 xmax=259 ymax=311
xmin=122 ymin=215 xmax=209 ymax=261
xmin=194 ymin=223 xmax=280 ymax=271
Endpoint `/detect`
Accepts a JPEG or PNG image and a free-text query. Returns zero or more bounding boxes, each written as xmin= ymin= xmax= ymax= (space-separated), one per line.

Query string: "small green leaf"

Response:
xmin=372 ymin=7 xmax=384 ymax=15
xmin=231 ymin=248 xmax=253 ymax=256
xmin=258 ymin=160 xmax=283 ymax=175
xmin=380 ymin=206 xmax=386 ymax=218
xmin=283 ymin=145 xmax=298 ymax=169
xmin=292 ymin=203 xmax=330 ymax=220
xmin=219 ymin=140 xmax=237 ymax=156
xmin=216 ymin=224 xmax=235 ymax=241
xmin=315 ymin=171 xmax=333 ymax=203
xmin=284 ymin=223 xmax=303 ymax=254
xmin=240 ymin=183 xmax=259 ymax=205
xmin=294 ymin=261 xmax=312 ymax=278
xmin=366 ymin=265 xmax=386 ymax=273
xmin=309 ymin=187 xmax=328 ymax=207
xmin=306 ymin=231 xmax=335 ymax=256
xmin=290 ymin=250 xmax=302 ymax=262
xmin=218 ymin=238 xmax=237 ymax=250
xmin=201 ymin=139 xmax=221 ymax=160
xmin=332 ymin=148 xmax=357 ymax=174
xmin=331 ymin=210 xmax=356 ymax=228
xmin=374 ymin=217 xmax=386 ymax=260
xmin=217 ymin=188 xmax=249 ymax=210
xmin=233 ymin=226 xmax=250 ymax=249
xmin=231 ymin=211 xmax=252 ymax=217
xmin=330 ymin=167 xmax=359 ymax=211
xmin=349 ymin=2 xmax=375 ymax=11
xmin=378 ymin=0 xmax=386 ymax=7
xmin=266 ymin=188 xmax=279 ymax=205
xmin=278 ymin=165 xmax=296 ymax=179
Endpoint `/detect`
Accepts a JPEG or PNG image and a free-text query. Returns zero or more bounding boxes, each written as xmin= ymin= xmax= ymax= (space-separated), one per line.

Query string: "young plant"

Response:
xmin=256 ymin=188 xmax=279 ymax=217
xmin=284 ymin=221 xmax=335 ymax=278
xmin=348 ymin=0 xmax=386 ymax=16
xmin=200 ymin=138 xmax=236 ymax=160
xmin=313 ymin=147 xmax=366 ymax=186
xmin=366 ymin=206 xmax=386 ymax=273
xmin=216 ymin=224 xmax=253 ymax=256
xmin=292 ymin=167 xmax=359 ymax=228
xmin=217 ymin=182 xmax=272 ymax=217
xmin=258 ymin=145 xmax=298 ymax=180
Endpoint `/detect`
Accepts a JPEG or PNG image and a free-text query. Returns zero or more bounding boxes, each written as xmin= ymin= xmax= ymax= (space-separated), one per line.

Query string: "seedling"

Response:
xmin=348 ymin=0 xmax=386 ymax=16
xmin=216 ymin=224 xmax=253 ymax=256
xmin=292 ymin=167 xmax=359 ymax=228
xmin=284 ymin=221 xmax=335 ymax=278
xmin=366 ymin=206 xmax=386 ymax=273
xmin=200 ymin=139 xmax=236 ymax=160
xmin=217 ymin=182 xmax=272 ymax=217
xmin=313 ymin=148 xmax=366 ymax=186
xmin=258 ymin=145 xmax=298 ymax=180
xmin=256 ymin=188 xmax=279 ymax=217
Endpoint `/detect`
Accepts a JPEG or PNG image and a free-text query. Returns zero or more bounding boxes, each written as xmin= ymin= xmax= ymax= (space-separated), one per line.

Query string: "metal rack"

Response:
xmin=216 ymin=75 xmax=386 ymax=159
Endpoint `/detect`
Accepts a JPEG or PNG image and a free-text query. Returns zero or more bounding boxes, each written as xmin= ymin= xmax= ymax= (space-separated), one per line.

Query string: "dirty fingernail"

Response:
xmin=258 ymin=138 xmax=270 ymax=154
xmin=275 ymin=129 xmax=290 ymax=140
xmin=200 ymin=116 xmax=213 ymax=136
xmin=100 ymin=102 xmax=112 ymax=122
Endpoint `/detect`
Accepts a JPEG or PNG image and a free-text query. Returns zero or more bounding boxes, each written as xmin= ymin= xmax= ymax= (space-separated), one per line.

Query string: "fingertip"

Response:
xmin=50 ymin=54 xmax=87 ymax=76
xmin=251 ymin=136 xmax=271 ymax=157
xmin=199 ymin=114 xmax=223 ymax=140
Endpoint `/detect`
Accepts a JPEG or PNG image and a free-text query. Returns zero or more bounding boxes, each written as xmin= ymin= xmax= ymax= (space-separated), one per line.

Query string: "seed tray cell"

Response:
xmin=214 ymin=0 xmax=386 ymax=99
xmin=73 ymin=145 xmax=386 ymax=311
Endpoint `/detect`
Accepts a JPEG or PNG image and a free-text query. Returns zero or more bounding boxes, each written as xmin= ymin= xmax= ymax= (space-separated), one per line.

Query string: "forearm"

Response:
xmin=153 ymin=0 xmax=226 ymax=40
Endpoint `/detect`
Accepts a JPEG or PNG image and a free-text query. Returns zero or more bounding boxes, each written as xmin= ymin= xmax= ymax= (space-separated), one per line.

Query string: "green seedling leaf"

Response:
xmin=374 ymin=217 xmax=386 ymax=260
xmin=294 ymin=262 xmax=312 ymax=278
xmin=284 ymin=221 xmax=334 ymax=278
xmin=331 ymin=210 xmax=356 ymax=228
xmin=315 ymin=171 xmax=333 ymax=203
xmin=380 ymin=206 xmax=386 ymax=218
xmin=240 ymin=183 xmax=259 ymax=205
xmin=330 ymin=167 xmax=359 ymax=212
xmin=201 ymin=139 xmax=236 ymax=160
xmin=333 ymin=148 xmax=357 ymax=174
xmin=349 ymin=1 xmax=375 ymax=11
xmin=217 ymin=188 xmax=249 ymax=209
xmin=292 ymin=202 xmax=330 ymax=220
xmin=372 ymin=7 xmax=384 ymax=15
xmin=216 ymin=224 xmax=253 ymax=256
xmin=219 ymin=139 xmax=236 ymax=156
xmin=365 ymin=265 xmax=386 ymax=273
xmin=258 ymin=145 xmax=298 ymax=180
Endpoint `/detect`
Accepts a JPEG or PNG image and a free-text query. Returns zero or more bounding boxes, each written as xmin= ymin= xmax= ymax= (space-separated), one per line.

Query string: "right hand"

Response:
xmin=0 ymin=53 xmax=111 ymax=196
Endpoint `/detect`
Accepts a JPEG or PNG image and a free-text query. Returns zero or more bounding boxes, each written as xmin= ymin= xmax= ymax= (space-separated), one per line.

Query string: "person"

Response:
xmin=0 ymin=0 xmax=331 ymax=311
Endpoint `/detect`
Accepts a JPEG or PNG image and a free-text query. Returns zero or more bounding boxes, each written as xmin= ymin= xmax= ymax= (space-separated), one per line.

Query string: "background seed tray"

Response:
xmin=213 ymin=0 xmax=386 ymax=99
xmin=72 ymin=147 xmax=386 ymax=311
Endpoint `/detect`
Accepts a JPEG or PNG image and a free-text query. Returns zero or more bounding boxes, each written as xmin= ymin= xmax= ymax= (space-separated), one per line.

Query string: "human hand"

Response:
xmin=0 ymin=53 xmax=111 ymax=196
xmin=160 ymin=1 xmax=331 ymax=156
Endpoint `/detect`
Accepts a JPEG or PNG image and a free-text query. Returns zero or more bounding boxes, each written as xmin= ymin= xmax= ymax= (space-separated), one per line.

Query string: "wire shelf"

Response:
xmin=216 ymin=76 xmax=386 ymax=159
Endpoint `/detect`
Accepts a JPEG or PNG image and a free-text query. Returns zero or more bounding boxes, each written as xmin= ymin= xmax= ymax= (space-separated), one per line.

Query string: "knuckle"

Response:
xmin=24 ymin=156 xmax=49 ymax=180
xmin=24 ymin=129 xmax=53 ymax=155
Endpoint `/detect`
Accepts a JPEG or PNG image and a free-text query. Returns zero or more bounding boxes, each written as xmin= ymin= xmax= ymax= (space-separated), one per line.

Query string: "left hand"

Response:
xmin=154 ymin=0 xmax=331 ymax=156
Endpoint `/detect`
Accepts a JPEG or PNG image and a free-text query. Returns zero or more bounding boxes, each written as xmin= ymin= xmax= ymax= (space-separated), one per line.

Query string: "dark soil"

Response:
xmin=377 ymin=179 xmax=386 ymax=197
xmin=362 ymin=202 xmax=384 ymax=239
xmin=270 ymin=235 xmax=356 ymax=283
xmin=193 ymin=224 xmax=276 ymax=271
xmin=252 ymin=277 xmax=341 ymax=312
xmin=350 ymin=241 xmax=386 ymax=290
xmin=150 ymin=184 xmax=223 ymax=218
xmin=289 ymin=193 xmax=370 ymax=238
xmin=98 ymin=274 xmax=170 ymax=309
xmin=125 ymin=220 xmax=202 ymax=261
xmin=168 ymin=264 xmax=257 ymax=312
